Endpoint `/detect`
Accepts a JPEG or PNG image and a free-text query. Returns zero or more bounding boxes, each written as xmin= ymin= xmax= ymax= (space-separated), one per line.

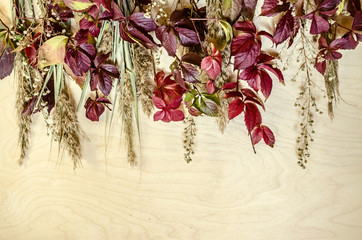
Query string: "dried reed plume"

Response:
xmin=51 ymin=85 xmax=83 ymax=169
xmin=15 ymin=53 xmax=33 ymax=165
xmin=132 ymin=44 xmax=154 ymax=117
xmin=118 ymin=72 xmax=137 ymax=166
xmin=98 ymin=29 xmax=113 ymax=55
xmin=206 ymin=0 xmax=232 ymax=132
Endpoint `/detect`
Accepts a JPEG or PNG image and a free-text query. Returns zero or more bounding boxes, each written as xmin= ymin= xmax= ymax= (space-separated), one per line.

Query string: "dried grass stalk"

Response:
xmin=132 ymin=44 xmax=154 ymax=117
xmin=15 ymin=53 xmax=33 ymax=165
xmin=50 ymin=85 xmax=83 ymax=168
xmin=119 ymin=72 xmax=137 ymax=166
xmin=216 ymin=92 xmax=229 ymax=134
xmin=324 ymin=60 xmax=339 ymax=118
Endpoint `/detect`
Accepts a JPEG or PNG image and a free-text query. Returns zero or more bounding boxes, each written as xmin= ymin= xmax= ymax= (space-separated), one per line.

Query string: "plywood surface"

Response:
xmin=1 ymin=47 xmax=362 ymax=239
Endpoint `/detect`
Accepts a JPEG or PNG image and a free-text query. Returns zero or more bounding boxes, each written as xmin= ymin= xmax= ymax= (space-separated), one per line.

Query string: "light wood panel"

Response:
xmin=1 ymin=45 xmax=362 ymax=240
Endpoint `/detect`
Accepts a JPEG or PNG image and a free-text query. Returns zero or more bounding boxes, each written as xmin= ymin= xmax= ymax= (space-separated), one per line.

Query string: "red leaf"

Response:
xmin=153 ymin=110 xmax=167 ymax=122
xmin=201 ymin=56 xmax=221 ymax=80
xmin=228 ymin=98 xmax=245 ymax=120
xmin=244 ymin=102 xmax=262 ymax=133
xmin=101 ymin=64 xmax=119 ymax=78
xmin=169 ymin=109 xmax=185 ymax=121
xmin=233 ymin=21 xmax=256 ymax=33
xmin=222 ymin=82 xmax=238 ymax=90
xmin=274 ymin=10 xmax=294 ymax=45
xmin=261 ymin=125 xmax=275 ymax=147
xmin=154 ymin=71 xmax=185 ymax=104
xmin=152 ymin=96 xmax=166 ymax=109
xmin=251 ymin=126 xmax=263 ymax=145
xmin=168 ymin=96 xmax=182 ymax=109
xmin=260 ymin=70 xmax=273 ymax=99
xmin=206 ymin=80 xmax=215 ymax=94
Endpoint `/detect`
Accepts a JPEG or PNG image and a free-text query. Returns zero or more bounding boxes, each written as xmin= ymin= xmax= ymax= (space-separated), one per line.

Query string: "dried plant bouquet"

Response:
xmin=0 ymin=0 xmax=361 ymax=168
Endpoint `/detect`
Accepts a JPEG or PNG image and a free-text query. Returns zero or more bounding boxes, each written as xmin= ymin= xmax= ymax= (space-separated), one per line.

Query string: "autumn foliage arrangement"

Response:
xmin=0 ymin=0 xmax=361 ymax=168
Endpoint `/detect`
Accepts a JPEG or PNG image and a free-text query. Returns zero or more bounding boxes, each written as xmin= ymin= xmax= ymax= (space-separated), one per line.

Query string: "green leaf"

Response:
xmin=193 ymin=96 xmax=219 ymax=117
xmin=38 ymin=35 xmax=68 ymax=69
xmin=184 ymin=91 xmax=196 ymax=102
xmin=202 ymin=93 xmax=220 ymax=106
xmin=219 ymin=20 xmax=233 ymax=43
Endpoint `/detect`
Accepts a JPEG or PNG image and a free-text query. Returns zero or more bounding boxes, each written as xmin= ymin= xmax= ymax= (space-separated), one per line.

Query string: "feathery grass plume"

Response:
xmin=15 ymin=53 xmax=33 ymax=165
xmin=50 ymin=84 xmax=83 ymax=169
xmin=183 ymin=116 xmax=196 ymax=163
xmin=216 ymin=92 xmax=229 ymax=134
xmin=132 ymin=44 xmax=154 ymax=117
xmin=324 ymin=60 xmax=339 ymax=118
xmin=119 ymin=72 xmax=137 ymax=166
xmin=98 ymin=29 xmax=113 ymax=55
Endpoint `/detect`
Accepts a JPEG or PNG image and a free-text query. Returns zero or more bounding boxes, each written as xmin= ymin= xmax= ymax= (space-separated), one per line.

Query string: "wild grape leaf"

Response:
xmin=63 ymin=0 xmax=94 ymax=11
xmin=201 ymin=47 xmax=222 ymax=80
xmin=173 ymin=69 xmax=187 ymax=90
xmin=84 ymin=96 xmax=111 ymax=121
xmin=154 ymin=71 xmax=185 ymax=104
xmin=129 ymin=12 xmax=157 ymax=32
xmin=251 ymin=125 xmax=275 ymax=147
xmin=0 ymin=46 xmax=14 ymax=80
xmin=261 ymin=0 xmax=290 ymax=16
xmin=274 ymin=10 xmax=294 ymax=45
xmin=194 ymin=96 xmax=219 ymax=117
xmin=152 ymin=96 xmax=184 ymax=122
xmin=181 ymin=63 xmax=200 ymax=83
xmin=228 ymin=98 xmax=245 ymax=120
xmin=206 ymin=80 xmax=215 ymax=94
xmin=156 ymin=26 xmax=177 ymax=56
xmin=174 ymin=27 xmax=199 ymax=46
xmin=244 ymin=102 xmax=262 ymax=133
xmin=181 ymin=52 xmax=202 ymax=66
xmin=38 ymin=35 xmax=69 ymax=69
xmin=90 ymin=54 xmax=119 ymax=95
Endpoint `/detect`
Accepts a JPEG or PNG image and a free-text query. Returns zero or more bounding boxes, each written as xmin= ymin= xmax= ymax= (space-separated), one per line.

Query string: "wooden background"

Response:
xmin=1 ymin=16 xmax=362 ymax=240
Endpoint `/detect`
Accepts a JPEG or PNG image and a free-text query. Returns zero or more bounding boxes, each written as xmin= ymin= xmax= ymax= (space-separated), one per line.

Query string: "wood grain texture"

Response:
xmin=1 ymin=47 xmax=362 ymax=240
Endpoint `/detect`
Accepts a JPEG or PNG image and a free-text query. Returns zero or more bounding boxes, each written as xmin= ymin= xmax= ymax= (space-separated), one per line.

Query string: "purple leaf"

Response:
xmin=75 ymin=51 xmax=91 ymax=72
xmin=173 ymin=69 xmax=187 ymax=90
xmin=233 ymin=43 xmax=260 ymax=70
xmin=127 ymin=24 xmax=158 ymax=48
xmin=0 ymin=46 xmax=14 ymax=80
xmin=101 ymin=64 xmax=119 ymax=78
xmin=181 ymin=63 xmax=200 ymax=83
xmin=74 ymin=29 xmax=89 ymax=45
xmin=129 ymin=12 xmax=157 ymax=32
xmin=79 ymin=43 xmax=96 ymax=58
xmin=157 ymin=27 xmax=177 ymax=56
xmin=181 ymin=52 xmax=203 ymax=66
xmin=174 ymin=27 xmax=199 ymax=46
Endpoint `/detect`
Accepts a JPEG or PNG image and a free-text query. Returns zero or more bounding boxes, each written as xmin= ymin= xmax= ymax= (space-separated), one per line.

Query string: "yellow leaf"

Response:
xmin=38 ymin=35 xmax=68 ymax=69
xmin=63 ymin=0 xmax=94 ymax=11
xmin=0 ymin=1 xmax=13 ymax=28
